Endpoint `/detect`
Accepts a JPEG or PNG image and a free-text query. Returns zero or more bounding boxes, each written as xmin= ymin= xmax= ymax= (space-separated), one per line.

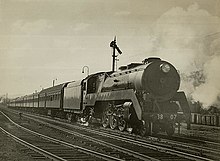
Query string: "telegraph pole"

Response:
xmin=110 ymin=37 xmax=122 ymax=72
xmin=112 ymin=41 xmax=116 ymax=72
xmin=52 ymin=78 xmax=57 ymax=87
xmin=5 ymin=93 xmax=8 ymax=105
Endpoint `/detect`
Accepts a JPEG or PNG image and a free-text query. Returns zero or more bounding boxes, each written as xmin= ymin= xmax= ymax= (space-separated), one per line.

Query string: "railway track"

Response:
xmin=155 ymin=134 xmax=220 ymax=159
xmin=0 ymin=110 xmax=155 ymax=161
xmin=94 ymin=127 xmax=220 ymax=160
xmin=58 ymin=123 xmax=218 ymax=161
xmin=3 ymin=108 xmax=216 ymax=161
xmin=0 ymin=111 xmax=132 ymax=161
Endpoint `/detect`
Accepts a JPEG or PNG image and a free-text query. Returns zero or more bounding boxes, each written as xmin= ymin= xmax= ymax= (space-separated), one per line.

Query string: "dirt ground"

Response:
xmin=0 ymin=131 xmax=36 ymax=161
xmin=0 ymin=105 xmax=36 ymax=161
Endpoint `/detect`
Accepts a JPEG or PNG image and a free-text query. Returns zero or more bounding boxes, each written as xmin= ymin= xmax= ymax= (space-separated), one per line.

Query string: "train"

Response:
xmin=8 ymin=57 xmax=191 ymax=136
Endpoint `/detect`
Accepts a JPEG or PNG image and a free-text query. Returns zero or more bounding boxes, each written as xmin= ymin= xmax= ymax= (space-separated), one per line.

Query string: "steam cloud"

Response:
xmin=151 ymin=3 xmax=220 ymax=108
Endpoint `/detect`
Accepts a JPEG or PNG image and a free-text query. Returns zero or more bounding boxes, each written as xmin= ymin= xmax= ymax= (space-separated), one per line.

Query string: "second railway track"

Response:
xmin=0 ymin=110 xmax=135 ymax=161
xmin=2 ymin=108 xmax=218 ymax=161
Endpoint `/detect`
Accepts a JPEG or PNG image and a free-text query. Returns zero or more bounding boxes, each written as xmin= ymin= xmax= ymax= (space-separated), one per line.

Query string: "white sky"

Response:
xmin=0 ymin=0 xmax=220 ymax=98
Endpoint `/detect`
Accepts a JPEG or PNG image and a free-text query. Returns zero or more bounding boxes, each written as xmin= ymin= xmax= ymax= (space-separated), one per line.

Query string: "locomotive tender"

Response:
xmin=8 ymin=57 xmax=190 ymax=136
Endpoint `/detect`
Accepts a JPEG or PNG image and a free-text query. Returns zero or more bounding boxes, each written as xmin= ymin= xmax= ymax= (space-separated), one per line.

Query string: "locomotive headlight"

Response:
xmin=160 ymin=63 xmax=170 ymax=73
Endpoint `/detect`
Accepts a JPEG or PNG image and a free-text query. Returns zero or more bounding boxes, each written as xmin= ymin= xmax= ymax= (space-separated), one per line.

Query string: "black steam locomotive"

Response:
xmin=8 ymin=57 xmax=190 ymax=136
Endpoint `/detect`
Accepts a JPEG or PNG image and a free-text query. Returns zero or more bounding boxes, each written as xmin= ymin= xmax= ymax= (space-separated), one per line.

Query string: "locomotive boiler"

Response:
xmin=102 ymin=57 xmax=180 ymax=101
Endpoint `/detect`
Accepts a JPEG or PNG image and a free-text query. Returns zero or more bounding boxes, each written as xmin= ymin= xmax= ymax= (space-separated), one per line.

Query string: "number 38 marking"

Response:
xmin=157 ymin=114 xmax=163 ymax=120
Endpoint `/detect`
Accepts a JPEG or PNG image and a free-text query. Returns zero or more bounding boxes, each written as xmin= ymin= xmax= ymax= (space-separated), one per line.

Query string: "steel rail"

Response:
xmin=97 ymin=128 xmax=220 ymax=159
xmin=34 ymin=118 xmax=160 ymax=161
xmin=0 ymin=126 xmax=67 ymax=161
xmin=3 ymin=108 xmax=216 ymax=161
xmin=169 ymin=133 xmax=220 ymax=147
xmin=23 ymin=112 xmax=213 ymax=161
xmin=75 ymin=124 xmax=214 ymax=161
xmin=11 ymin=112 xmax=160 ymax=161
xmin=0 ymin=111 xmax=124 ymax=161
xmin=155 ymin=136 xmax=220 ymax=157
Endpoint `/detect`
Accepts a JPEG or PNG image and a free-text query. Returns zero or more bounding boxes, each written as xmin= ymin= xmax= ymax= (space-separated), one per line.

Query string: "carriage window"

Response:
xmin=87 ymin=77 xmax=97 ymax=94
xmin=82 ymin=82 xmax=86 ymax=90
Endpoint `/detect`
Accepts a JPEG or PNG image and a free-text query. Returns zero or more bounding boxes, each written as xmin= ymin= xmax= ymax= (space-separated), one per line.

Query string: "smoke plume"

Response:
xmin=151 ymin=3 xmax=220 ymax=108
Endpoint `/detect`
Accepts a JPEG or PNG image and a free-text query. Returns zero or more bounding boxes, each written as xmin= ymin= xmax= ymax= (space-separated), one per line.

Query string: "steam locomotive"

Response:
xmin=8 ymin=57 xmax=190 ymax=136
